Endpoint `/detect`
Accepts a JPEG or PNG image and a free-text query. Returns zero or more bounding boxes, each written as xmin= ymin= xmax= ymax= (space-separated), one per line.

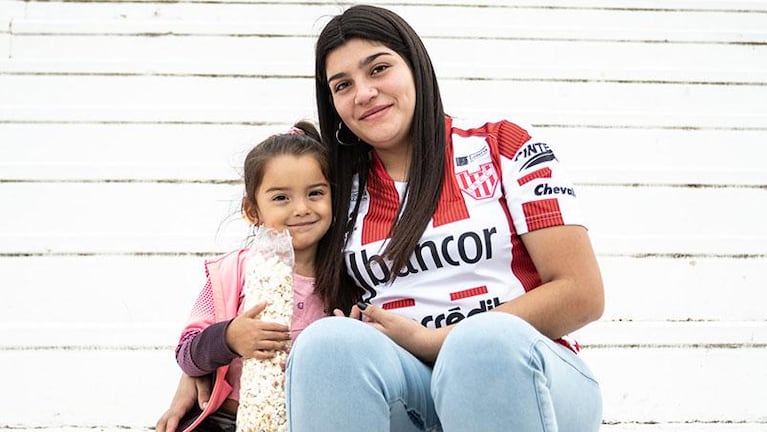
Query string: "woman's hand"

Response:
xmin=155 ymin=373 xmax=212 ymax=432
xmin=356 ymin=303 xmax=449 ymax=363
xmin=226 ymin=301 xmax=291 ymax=360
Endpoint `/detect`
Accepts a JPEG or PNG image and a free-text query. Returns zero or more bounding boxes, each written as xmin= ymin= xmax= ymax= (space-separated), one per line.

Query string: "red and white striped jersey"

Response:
xmin=343 ymin=117 xmax=585 ymax=342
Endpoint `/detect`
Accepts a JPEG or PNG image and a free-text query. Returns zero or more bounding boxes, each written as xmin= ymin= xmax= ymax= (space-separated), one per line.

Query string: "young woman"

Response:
xmin=285 ymin=5 xmax=604 ymax=431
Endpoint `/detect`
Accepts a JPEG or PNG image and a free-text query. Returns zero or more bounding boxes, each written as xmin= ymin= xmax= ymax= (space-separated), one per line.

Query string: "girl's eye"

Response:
xmin=309 ymin=189 xmax=326 ymax=198
xmin=272 ymin=194 xmax=288 ymax=202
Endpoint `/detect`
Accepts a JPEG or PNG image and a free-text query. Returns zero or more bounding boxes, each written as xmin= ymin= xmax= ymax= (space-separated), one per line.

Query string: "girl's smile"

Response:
xmin=253 ymin=154 xmax=332 ymax=262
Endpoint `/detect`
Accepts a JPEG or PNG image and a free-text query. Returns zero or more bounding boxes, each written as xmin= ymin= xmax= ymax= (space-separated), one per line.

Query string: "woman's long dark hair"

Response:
xmin=313 ymin=5 xmax=446 ymax=313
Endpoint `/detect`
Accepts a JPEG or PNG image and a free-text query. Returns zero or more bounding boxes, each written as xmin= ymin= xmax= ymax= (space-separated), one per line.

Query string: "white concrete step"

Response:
xmin=2 ymin=424 xmax=766 ymax=432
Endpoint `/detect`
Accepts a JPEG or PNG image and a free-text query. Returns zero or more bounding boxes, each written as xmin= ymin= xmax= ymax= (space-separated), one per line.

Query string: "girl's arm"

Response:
xmin=175 ymin=278 xmax=237 ymax=376
xmin=176 ymin=321 xmax=238 ymax=376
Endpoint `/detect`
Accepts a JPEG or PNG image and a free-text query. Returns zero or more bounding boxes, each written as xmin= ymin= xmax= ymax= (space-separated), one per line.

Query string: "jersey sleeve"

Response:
xmin=497 ymin=121 xmax=585 ymax=235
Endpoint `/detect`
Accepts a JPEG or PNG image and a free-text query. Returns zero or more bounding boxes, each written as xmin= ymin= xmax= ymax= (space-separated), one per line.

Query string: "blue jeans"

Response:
xmin=285 ymin=312 xmax=602 ymax=431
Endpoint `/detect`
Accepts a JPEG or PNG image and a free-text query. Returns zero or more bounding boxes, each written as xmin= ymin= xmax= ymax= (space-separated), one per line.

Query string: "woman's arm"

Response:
xmin=155 ymin=373 xmax=212 ymax=432
xmin=356 ymin=224 xmax=604 ymax=362
xmin=495 ymin=224 xmax=604 ymax=340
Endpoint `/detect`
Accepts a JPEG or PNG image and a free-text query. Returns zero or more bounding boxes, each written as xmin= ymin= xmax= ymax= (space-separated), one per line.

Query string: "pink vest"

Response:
xmin=182 ymin=249 xmax=246 ymax=432
xmin=181 ymin=249 xmax=326 ymax=431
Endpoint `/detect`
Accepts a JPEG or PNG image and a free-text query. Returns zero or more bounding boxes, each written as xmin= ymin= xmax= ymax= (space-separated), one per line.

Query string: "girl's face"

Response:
xmin=252 ymin=154 xmax=332 ymax=257
xmin=325 ymin=38 xmax=416 ymax=156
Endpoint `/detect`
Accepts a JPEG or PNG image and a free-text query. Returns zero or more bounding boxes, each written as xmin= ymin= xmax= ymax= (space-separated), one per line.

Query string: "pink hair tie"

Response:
xmin=286 ymin=126 xmax=304 ymax=135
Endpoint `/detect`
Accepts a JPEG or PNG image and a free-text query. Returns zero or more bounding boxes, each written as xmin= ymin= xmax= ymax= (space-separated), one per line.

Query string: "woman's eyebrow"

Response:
xmin=327 ymin=51 xmax=392 ymax=84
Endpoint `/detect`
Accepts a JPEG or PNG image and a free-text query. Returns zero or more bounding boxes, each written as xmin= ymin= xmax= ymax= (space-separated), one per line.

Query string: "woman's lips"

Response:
xmin=360 ymin=104 xmax=391 ymax=120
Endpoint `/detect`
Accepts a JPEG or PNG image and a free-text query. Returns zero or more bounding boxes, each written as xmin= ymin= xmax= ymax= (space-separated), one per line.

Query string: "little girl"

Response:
xmin=173 ymin=121 xmax=332 ymax=432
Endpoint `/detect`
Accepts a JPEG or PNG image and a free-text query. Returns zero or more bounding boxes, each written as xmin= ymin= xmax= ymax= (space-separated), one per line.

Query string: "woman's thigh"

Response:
xmin=286 ymin=317 xmax=441 ymax=432
xmin=433 ymin=312 xmax=602 ymax=431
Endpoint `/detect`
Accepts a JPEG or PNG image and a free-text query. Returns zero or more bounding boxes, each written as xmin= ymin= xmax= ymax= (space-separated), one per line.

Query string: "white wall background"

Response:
xmin=1 ymin=0 xmax=766 ymax=430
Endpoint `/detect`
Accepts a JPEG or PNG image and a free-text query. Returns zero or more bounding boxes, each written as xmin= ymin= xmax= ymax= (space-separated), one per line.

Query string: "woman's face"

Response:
xmin=325 ymin=38 xmax=416 ymax=156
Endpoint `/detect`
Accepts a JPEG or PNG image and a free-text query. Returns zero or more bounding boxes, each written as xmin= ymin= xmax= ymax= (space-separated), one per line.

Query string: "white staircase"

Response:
xmin=1 ymin=1 xmax=766 ymax=430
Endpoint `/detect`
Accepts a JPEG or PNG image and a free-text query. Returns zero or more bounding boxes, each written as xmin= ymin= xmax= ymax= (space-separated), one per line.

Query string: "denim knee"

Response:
xmin=438 ymin=312 xmax=537 ymax=366
xmin=287 ymin=316 xmax=440 ymax=432
xmin=289 ymin=317 xmax=371 ymax=369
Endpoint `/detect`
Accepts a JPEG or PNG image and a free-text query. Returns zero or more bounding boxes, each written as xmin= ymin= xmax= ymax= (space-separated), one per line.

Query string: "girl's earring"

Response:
xmin=335 ymin=121 xmax=359 ymax=147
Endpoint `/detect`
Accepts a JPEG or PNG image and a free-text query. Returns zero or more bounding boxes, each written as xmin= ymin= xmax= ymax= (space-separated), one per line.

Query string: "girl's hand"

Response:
xmin=226 ymin=301 xmax=291 ymax=360
xmin=357 ymin=303 xmax=449 ymax=363
xmin=332 ymin=303 xmax=364 ymax=320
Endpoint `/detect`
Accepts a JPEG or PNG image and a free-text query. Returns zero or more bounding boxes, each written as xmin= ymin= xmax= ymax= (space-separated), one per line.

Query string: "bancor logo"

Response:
xmin=347 ymin=227 xmax=498 ymax=286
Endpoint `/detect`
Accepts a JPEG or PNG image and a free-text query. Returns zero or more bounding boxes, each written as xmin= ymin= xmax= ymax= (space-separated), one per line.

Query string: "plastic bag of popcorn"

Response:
xmin=237 ymin=227 xmax=294 ymax=432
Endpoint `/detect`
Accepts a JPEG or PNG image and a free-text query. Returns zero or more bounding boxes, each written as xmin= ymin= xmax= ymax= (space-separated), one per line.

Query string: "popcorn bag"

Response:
xmin=237 ymin=227 xmax=294 ymax=432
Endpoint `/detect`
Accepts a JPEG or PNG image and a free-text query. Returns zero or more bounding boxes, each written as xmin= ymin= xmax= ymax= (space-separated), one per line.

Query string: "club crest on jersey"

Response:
xmin=456 ymin=162 xmax=498 ymax=200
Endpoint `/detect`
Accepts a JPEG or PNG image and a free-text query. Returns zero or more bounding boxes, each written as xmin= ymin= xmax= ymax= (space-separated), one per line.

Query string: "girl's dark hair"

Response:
xmin=242 ymin=120 xmax=327 ymax=210
xmin=313 ymin=5 xmax=446 ymax=313
xmin=242 ymin=121 xmax=336 ymax=312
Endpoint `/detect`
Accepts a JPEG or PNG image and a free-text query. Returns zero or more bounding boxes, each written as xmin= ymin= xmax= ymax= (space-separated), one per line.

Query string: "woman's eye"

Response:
xmin=333 ymin=81 xmax=349 ymax=93
xmin=371 ymin=64 xmax=389 ymax=75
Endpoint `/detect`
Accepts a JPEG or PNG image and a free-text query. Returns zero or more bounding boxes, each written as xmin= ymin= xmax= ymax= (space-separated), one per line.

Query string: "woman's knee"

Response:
xmin=288 ymin=317 xmax=384 ymax=371
xmin=441 ymin=312 xmax=538 ymax=357
xmin=434 ymin=312 xmax=545 ymax=386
